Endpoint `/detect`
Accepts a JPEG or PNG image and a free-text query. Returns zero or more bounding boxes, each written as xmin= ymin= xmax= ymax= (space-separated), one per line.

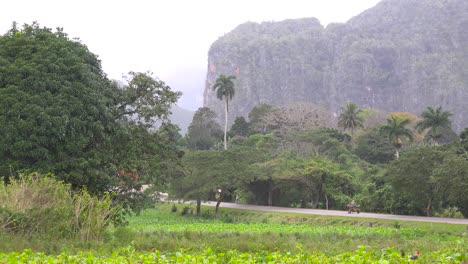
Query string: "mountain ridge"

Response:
xmin=203 ymin=0 xmax=468 ymax=131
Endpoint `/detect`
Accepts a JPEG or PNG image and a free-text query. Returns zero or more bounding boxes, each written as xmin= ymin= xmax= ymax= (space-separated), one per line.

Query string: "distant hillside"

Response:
xmin=169 ymin=105 xmax=194 ymax=135
xmin=204 ymin=0 xmax=468 ymax=131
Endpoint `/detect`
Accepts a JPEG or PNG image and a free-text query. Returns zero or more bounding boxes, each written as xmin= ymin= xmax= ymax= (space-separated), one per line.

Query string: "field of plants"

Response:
xmin=0 ymin=246 xmax=466 ymax=263
xmin=1 ymin=203 xmax=467 ymax=263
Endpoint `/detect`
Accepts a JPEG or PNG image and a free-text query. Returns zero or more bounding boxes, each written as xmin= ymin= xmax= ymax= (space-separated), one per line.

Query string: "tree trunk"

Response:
xmin=267 ymin=180 xmax=274 ymax=206
xmin=215 ymin=190 xmax=223 ymax=217
xmin=311 ymin=192 xmax=320 ymax=208
xmin=325 ymin=193 xmax=329 ymax=210
xmin=426 ymin=197 xmax=433 ymax=217
xmin=224 ymin=99 xmax=228 ymax=150
xmin=196 ymin=198 xmax=201 ymax=216
xmin=268 ymin=190 xmax=273 ymax=206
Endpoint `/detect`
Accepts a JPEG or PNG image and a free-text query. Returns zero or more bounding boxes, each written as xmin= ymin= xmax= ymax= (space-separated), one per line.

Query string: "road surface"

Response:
xmin=200 ymin=201 xmax=468 ymax=225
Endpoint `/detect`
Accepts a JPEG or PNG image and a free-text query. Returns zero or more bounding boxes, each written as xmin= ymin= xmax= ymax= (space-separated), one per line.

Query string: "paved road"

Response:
xmin=201 ymin=201 xmax=468 ymax=225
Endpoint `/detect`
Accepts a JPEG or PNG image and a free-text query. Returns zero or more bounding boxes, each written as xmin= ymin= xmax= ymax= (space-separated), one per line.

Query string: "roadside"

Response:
xmin=200 ymin=201 xmax=468 ymax=225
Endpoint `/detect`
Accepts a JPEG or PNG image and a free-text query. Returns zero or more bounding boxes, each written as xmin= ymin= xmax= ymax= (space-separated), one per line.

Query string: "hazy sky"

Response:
xmin=1 ymin=0 xmax=381 ymax=110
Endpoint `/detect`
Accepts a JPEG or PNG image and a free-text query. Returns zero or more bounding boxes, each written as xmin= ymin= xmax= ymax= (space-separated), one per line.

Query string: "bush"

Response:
xmin=171 ymin=204 xmax=178 ymax=213
xmin=181 ymin=206 xmax=191 ymax=216
xmin=435 ymin=207 xmax=464 ymax=219
xmin=0 ymin=173 xmax=123 ymax=240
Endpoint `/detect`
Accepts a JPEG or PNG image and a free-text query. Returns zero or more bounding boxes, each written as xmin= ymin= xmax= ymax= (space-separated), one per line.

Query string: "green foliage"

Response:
xmin=0 ymin=172 xmax=122 ymax=240
xmin=229 ymin=116 xmax=250 ymax=137
xmin=0 ymin=246 xmax=466 ymax=263
xmin=251 ymin=153 xmax=354 ymax=209
xmin=186 ymin=107 xmax=222 ymax=150
xmin=118 ymin=71 xmax=181 ymax=126
xmin=0 ymin=23 xmax=115 ymax=190
xmin=416 ymin=106 xmax=454 ymax=144
xmin=0 ymin=23 xmax=182 ymax=201
xmin=338 ymin=102 xmax=364 ymax=135
xmin=385 ymin=144 xmax=468 ymax=217
xmin=435 ymin=207 xmax=465 ymax=219
xmin=354 ymin=127 xmax=394 ymax=164
xmin=212 ymin=74 xmax=236 ymax=150
xmin=460 ymin=128 xmax=468 ymax=150
xmin=380 ymin=117 xmax=413 ymax=158
xmin=212 ymin=75 xmax=236 ymax=109
xmin=248 ymin=104 xmax=276 ymax=134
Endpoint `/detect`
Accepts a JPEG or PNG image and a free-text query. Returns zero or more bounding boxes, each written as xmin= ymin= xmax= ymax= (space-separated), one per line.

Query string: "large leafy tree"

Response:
xmin=379 ymin=117 xmax=413 ymax=159
xmin=354 ymin=127 xmax=395 ymax=164
xmin=416 ymin=106 xmax=453 ymax=144
xmin=386 ymin=144 xmax=467 ymax=217
xmin=170 ymin=147 xmax=263 ymax=215
xmin=186 ymin=107 xmax=222 ymax=150
xmin=248 ymin=104 xmax=276 ymax=134
xmin=212 ymin=74 xmax=236 ymax=150
xmin=0 ymin=23 xmax=181 ymax=194
xmin=338 ymin=102 xmax=364 ymax=135
xmin=229 ymin=116 xmax=250 ymax=137
xmin=254 ymin=153 xmax=352 ymax=209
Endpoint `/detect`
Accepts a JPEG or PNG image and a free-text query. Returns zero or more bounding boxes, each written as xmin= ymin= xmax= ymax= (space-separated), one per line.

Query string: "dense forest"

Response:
xmin=179 ymin=100 xmax=468 ymax=218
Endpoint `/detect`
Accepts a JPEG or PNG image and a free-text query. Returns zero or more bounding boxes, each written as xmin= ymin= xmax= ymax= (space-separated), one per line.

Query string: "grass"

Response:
xmin=120 ymin=202 xmax=467 ymax=254
xmin=0 ymin=202 xmax=467 ymax=257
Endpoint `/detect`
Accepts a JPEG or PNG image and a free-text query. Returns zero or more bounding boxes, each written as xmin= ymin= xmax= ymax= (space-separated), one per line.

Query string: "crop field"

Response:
xmin=1 ymin=203 xmax=467 ymax=263
xmin=0 ymin=244 xmax=466 ymax=263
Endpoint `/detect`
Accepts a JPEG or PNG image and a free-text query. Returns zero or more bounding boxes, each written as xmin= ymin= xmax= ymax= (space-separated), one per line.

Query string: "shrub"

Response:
xmin=181 ymin=206 xmax=191 ymax=216
xmin=0 ymin=173 xmax=123 ymax=240
xmin=435 ymin=207 xmax=464 ymax=219
xmin=171 ymin=204 xmax=178 ymax=213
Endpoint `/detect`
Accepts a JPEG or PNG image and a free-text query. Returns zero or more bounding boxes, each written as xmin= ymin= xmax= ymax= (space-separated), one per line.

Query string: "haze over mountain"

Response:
xmin=204 ymin=0 xmax=468 ymax=131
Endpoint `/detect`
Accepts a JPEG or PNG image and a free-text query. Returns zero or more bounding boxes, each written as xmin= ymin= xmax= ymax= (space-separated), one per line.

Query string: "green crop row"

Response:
xmin=130 ymin=221 xmax=427 ymax=238
xmin=1 ymin=245 xmax=466 ymax=264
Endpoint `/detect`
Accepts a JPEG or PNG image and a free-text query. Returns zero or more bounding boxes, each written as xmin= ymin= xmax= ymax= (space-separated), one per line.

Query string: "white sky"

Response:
xmin=0 ymin=0 xmax=381 ymax=110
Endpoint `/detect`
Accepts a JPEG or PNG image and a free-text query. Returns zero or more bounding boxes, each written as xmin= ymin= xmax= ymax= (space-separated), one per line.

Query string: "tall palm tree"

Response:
xmin=212 ymin=74 xmax=236 ymax=150
xmin=337 ymin=102 xmax=364 ymax=135
xmin=416 ymin=106 xmax=453 ymax=143
xmin=380 ymin=117 xmax=413 ymax=159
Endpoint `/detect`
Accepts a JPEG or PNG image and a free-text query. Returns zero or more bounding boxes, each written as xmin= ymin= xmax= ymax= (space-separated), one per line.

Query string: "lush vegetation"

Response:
xmin=0 ymin=23 xmax=181 ymax=200
xmin=177 ymin=102 xmax=468 ymax=218
xmin=0 ymin=204 xmax=466 ymax=262
xmin=0 ymin=246 xmax=466 ymax=263
xmin=1 ymin=19 xmax=468 ymax=264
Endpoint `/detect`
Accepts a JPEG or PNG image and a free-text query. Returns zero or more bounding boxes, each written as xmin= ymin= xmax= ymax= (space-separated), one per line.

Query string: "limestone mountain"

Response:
xmin=203 ymin=0 xmax=468 ymax=131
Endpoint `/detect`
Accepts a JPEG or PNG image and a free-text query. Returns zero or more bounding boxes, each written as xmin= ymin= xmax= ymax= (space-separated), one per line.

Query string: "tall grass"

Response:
xmin=0 ymin=172 xmax=121 ymax=240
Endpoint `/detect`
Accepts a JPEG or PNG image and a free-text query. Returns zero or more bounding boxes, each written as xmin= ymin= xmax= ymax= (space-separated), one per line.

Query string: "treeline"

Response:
xmin=172 ymin=102 xmax=468 ymax=218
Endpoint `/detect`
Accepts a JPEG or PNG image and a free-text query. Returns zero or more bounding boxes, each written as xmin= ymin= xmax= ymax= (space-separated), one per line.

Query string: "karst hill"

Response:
xmin=203 ymin=0 xmax=468 ymax=130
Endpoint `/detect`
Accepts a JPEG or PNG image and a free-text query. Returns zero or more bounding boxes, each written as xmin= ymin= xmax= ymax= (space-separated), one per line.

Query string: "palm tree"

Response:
xmin=212 ymin=74 xmax=236 ymax=150
xmin=416 ymin=106 xmax=453 ymax=143
xmin=380 ymin=117 xmax=413 ymax=159
xmin=337 ymin=102 xmax=364 ymax=135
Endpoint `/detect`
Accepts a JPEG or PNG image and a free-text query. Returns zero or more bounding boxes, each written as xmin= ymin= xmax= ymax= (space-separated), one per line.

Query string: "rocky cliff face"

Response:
xmin=204 ymin=0 xmax=468 ymax=130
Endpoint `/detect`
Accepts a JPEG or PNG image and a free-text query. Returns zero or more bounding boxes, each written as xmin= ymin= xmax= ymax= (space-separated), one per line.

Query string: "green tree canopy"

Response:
xmin=229 ymin=116 xmax=250 ymax=137
xmin=354 ymin=127 xmax=394 ymax=164
xmin=0 ymin=23 xmax=181 ymax=196
xmin=338 ymin=102 xmax=364 ymax=135
xmin=386 ymin=144 xmax=468 ymax=217
xmin=248 ymin=104 xmax=276 ymax=134
xmin=379 ymin=117 xmax=413 ymax=159
xmin=416 ymin=106 xmax=453 ymax=144
xmin=186 ymin=107 xmax=222 ymax=150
